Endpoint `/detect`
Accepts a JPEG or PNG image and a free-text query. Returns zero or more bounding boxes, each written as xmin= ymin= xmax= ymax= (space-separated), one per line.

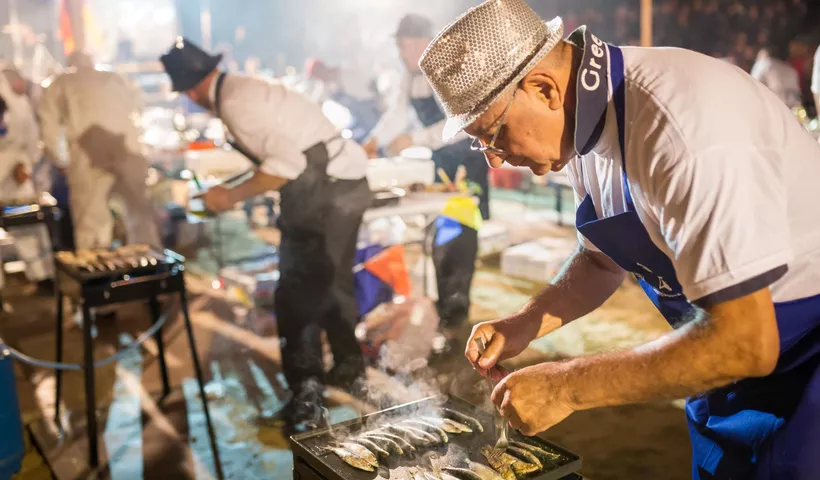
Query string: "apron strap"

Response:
xmin=607 ymin=44 xmax=635 ymax=212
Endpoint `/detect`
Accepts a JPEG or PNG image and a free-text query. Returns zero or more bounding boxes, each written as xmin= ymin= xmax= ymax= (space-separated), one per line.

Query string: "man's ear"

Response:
xmin=522 ymin=71 xmax=564 ymax=111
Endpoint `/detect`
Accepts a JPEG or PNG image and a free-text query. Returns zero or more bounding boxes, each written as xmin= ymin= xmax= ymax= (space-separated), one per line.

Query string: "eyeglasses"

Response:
xmin=470 ymin=91 xmax=516 ymax=156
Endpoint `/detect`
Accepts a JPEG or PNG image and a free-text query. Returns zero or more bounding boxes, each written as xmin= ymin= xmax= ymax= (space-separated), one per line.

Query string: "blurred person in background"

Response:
xmin=751 ymin=42 xmax=803 ymax=109
xmin=364 ymin=14 xmax=490 ymax=340
xmin=0 ymin=67 xmax=54 ymax=296
xmin=161 ymin=38 xmax=370 ymax=434
xmin=302 ymin=57 xmax=382 ymax=142
xmin=39 ymin=51 xmax=160 ymax=251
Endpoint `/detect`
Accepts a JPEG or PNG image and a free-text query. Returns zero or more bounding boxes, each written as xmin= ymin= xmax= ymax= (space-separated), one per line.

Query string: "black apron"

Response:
xmin=410 ymin=93 xmax=486 ymax=329
xmin=216 ymin=73 xmax=370 ymax=389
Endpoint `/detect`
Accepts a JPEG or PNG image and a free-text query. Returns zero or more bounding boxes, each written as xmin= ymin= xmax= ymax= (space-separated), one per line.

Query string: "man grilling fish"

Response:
xmin=414 ymin=1 xmax=820 ymax=478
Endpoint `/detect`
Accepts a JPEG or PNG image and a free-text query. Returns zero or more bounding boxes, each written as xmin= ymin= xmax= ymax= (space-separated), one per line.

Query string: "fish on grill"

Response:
xmin=442 ymin=467 xmax=483 ymax=480
xmin=440 ymin=408 xmax=484 ymax=433
xmin=357 ymin=433 xmax=404 ymax=455
xmin=382 ymin=424 xmax=438 ymax=446
xmin=481 ymin=446 xmax=540 ymax=477
xmin=339 ymin=442 xmax=379 ymax=467
xmin=509 ymin=440 xmax=562 ymax=466
xmin=364 ymin=431 xmax=416 ymax=453
xmin=328 ymin=446 xmax=376 ymax=472
xmin=505 ymin=445 xmax=543 ymax=469
xmin=481 ymin=447 xmax=518 ymax=480
xmin=400 ymin=419 xmax=449 ymax=443
xmin=466 ymin=461 xmax=506 ymax=480
xmin=422 ymin=416 xmax=473 ymax=434
xmin=349 ymin=437 xmax=390 ymax=457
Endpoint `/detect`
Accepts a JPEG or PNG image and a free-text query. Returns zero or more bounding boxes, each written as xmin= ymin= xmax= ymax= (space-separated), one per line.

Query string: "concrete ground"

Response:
xmin=5 ymin=194 xmax=691 ymax=480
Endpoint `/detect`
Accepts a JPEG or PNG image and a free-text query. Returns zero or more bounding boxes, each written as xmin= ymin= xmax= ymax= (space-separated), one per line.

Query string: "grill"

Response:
xmin=51 ymin=245 xmax=224 ymax=477
xmin=292 ymin=395 xmax=583 ymax=480
xmin=54 ymin=245 xmax=186 ymax=304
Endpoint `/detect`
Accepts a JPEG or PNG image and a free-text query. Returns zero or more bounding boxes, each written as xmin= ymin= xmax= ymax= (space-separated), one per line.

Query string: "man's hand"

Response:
xmin=387 ymin=134 xmax=414 ymax=157
xmin=362 ymin=138 xmax=380 ymax=159
xmin=13 ymin=163 xmax=30 ymax=185
xmin=466 ymin=311 xmax=541 ymax=377
xmin=491 ymin=362 xmax=575 ymax=436
xmin=198 ymin=185 xmax=234 ymax=214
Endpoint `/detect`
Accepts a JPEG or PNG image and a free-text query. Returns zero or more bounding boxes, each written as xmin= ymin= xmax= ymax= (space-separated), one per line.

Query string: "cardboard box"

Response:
xmin=501 ymin=236 xmax=577 ymax=283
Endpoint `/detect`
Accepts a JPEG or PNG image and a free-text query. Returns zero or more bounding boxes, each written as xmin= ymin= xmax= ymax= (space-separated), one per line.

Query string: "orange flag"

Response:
xmin=364 ymin=245 xmax=411 ymax=297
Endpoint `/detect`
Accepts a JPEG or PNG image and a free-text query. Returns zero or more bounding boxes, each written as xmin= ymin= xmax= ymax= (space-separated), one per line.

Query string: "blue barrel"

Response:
xmin=0 ymin=347 xmax=24 ymax=480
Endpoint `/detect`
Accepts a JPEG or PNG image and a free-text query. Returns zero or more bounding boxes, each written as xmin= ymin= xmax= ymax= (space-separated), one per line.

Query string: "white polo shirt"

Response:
xmin=812 ymin=45 xmax=820 ymax=99
xmin=210 ymin=74 xmax=368 ymax=181
xmin=565 ymin=28 xmax=820 ymax=306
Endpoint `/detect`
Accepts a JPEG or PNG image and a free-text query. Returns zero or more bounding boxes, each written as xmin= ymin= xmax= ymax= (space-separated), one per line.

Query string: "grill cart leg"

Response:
xmin=179 ymin=288 xmax=224 ymax=479
xmin=149 ymin=296 xmax=171 ymax=400
xmin=81 ymin=304 xmax=99 ymax=468
xmin=54 ymin=292 xmax=64 ymax=427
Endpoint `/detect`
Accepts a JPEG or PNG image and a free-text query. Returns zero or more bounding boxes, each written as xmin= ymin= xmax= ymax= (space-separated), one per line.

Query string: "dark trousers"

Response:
xmin=274 ymin=179 xmax=370 ymax=390
xmin=432 ymin=225 xmax=478 ymax=330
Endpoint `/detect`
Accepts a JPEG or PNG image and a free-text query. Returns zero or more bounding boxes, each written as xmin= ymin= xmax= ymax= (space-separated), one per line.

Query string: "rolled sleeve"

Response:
xmin=652 ymin=145 xmax=792 ymax=305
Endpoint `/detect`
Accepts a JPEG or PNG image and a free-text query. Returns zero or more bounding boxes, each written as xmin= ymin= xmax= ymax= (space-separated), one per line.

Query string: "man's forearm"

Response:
xmin=562 ymin=289 xmax=780 ymax=411
xmin=523 ymin=246 xmax=625 ymax=337
xmin=227 ymin=170 xmax=287 ymax=203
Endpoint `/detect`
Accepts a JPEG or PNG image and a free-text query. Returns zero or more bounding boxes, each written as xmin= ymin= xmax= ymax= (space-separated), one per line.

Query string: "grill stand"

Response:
xmin=51 ymin=254 xmax=224 ymax=479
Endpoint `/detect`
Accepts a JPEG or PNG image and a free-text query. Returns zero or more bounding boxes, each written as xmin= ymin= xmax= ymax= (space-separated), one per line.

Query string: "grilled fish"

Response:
xmin=442 ymin=467 xmax=482 ymax=480
xmin=440 ymin=408 xmax=484 ymax=433
xmin=366 ymin=431 xmax=416 ymax=452
xmin=480 ymin=447 xmax=516 ymax=480
xmin=329 ymin=446 xmax=376 ymax=472
xmin=505 ymin=445 xmax=542 ymax=469
xmin=510 ymin=440 xmax=562 ymax=466
xmin=466 ymin=461 xmax=506 ymax=480
xmin=359 ymin=433 xmax=404 ymax=455
xmin=349 ymin=437 xmax=390 ymax=457
xmin=401 ymin=419 xmax=449 ymax=443
xmin=340 ymin=442 xmax=379 ymax=467
xmin=383 ymin=424 xmax=437 ymax=446
xmin=422 ymin=416 xmax=473 ymax=434
xmin=486 ymin=448 xmax=540 ymax=477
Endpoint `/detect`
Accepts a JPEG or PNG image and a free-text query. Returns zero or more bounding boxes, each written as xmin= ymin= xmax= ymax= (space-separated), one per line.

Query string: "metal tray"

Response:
xmin=291 ymin=395 xmax=582 ymax=480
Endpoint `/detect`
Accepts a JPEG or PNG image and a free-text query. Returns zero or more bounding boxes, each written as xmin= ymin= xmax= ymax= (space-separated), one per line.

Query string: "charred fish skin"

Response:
xmin=440 ymin=408 xmax=484 ymax=433
xmin=498 ymin=451 xmax=539 ymax=477
xmin=481 ymin=447 xmax=516 ymax=480
xmin=329 ymin=447 xmax=376 ymax=472
xmin=359 ymin=433 xmax=404 ymax=455
xmin=466 ymin=461 xmax=506 ymax=480
xmin=349 ymin=437 xmax=390 ymax=457
xmin=442 ymin=467 xmax=483 ymax=480
xmin=510 ymin=440 xmax=562 ymax=465
xmin=441 ymin=417 xmax=473 ymax=434
xmin=340 ymin=442 xmax=379 ymax=468
xmin=505 ymin=445 xmax=543 ymax=469
xmin=401 ymin=419 xmax=449 ymax=443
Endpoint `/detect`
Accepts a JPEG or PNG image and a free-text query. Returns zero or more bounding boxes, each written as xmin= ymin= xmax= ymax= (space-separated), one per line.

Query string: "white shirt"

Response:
xmin=210 ymin=74 xmax=368 ymax=181
xmin=368 ymin=71 xmax=468 ymax=150
xmin=566 ymin=31 xmax=820 ymax=305
xmin=0 ymin=73 xmax=40 ymax=200
xmin=750 ymin=56 xmax=802 ymax=109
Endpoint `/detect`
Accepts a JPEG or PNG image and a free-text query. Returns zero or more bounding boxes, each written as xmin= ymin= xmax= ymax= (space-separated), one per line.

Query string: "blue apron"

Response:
xmin=574 ymin=38 xmax=820 ymax=479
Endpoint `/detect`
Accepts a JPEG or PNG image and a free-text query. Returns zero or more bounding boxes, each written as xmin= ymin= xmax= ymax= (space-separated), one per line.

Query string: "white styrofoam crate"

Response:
xmin=501 ymin=236 xmax=577 ymax=283
xmin=366 ymin=157 xmax=435 ymax=190
xmin=478 ymin=221 xmax=511 ymax=257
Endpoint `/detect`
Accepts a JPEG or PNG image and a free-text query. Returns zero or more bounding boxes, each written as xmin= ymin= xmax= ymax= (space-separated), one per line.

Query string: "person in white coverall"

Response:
xmin=38 ymin=52 xmax=160 ymax=251
xmin=0 ymin=68 xmax=54 ymax=294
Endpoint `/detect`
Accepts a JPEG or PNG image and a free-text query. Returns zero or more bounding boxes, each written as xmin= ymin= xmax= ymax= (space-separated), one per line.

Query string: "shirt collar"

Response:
xmin=569 ymin=26 xmax=613 ymax=156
